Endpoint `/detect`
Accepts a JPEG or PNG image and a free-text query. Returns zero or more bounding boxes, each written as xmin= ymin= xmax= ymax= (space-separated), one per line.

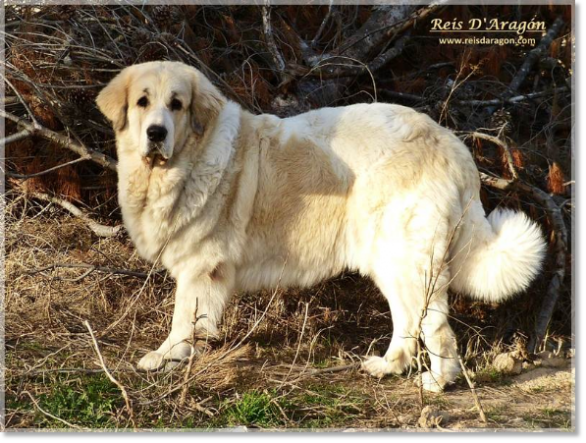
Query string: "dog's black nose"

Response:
xmin=147 ymin=125 xmax=168 ymax=143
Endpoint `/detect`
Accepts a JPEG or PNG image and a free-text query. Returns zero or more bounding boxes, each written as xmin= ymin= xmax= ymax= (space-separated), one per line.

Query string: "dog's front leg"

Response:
xmin=137 ymin=264 xmax=234 ymax=371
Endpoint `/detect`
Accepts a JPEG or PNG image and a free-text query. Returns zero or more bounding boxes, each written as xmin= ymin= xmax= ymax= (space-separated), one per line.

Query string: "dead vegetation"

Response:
xmin=3 ymin=206 xmax=574 ymax=430
xmin=2 ymin=3 xmax=574 ymax=431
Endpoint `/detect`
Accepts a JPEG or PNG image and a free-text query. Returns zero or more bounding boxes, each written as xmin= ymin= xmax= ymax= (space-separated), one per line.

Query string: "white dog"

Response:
xmin=97 ymin=61 xmax=546 ymax=392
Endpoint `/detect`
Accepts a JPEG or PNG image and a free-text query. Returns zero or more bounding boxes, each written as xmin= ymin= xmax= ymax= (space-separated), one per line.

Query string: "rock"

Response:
xmin=222 ymin=426 xmax=249 ymax=432
xmin=537 ymin=351 xmax=568 ymax=368
xmin=493 ymin=352 xmax=523 ymax=374
xmin=397 ymin=414 xmax=413 ymax=425
xmin=417 ymin=406 xmax=449 ymax=428
xmin=509 ymin=417 xmax=526 ymax=427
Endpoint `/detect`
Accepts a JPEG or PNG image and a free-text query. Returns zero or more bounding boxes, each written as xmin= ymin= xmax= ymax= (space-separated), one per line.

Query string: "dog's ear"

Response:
xmin=189 ymin=67 xmax=226 ymax=135
xmin=96 ymin=67 xmax=133 ymax=132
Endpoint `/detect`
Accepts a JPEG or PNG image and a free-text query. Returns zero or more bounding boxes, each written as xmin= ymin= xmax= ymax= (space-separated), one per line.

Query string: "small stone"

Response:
xmin=418 ymin=406 xmax=449 ymax=428
xmin=493 ymin=352 xmax=523 ymax=374
xmin=397 ymin=414 xmax=412 ymax=425
xmin=537 ymin=351 xmax=568 ymax=368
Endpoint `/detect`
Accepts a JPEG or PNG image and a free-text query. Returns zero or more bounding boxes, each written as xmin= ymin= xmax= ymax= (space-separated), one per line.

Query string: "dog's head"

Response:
xmin=96 ymin=61 xmax=225 ymax=164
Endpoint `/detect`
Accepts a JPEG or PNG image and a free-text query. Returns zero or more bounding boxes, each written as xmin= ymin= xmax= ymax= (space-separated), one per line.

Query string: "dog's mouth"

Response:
xmin=144 ymin=144 xmax=169 ymax=168
xmin=143 ymin=153 xmax=168 ymax=168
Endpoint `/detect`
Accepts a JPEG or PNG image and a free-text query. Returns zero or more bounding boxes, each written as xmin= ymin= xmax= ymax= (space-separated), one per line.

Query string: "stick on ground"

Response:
xmin=29 ymin=192 xmax=122 ymax=238
xmin=84 ymin=320 xmax=137 ymax=429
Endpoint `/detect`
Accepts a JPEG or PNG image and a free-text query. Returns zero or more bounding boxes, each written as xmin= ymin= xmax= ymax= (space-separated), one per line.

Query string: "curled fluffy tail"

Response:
xmin=449 ymin=203 xmax=547 ymax=303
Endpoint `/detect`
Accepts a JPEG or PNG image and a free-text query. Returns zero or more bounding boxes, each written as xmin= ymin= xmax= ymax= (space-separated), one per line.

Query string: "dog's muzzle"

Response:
xmin=144 ymin=125 xmax=170 ymax=167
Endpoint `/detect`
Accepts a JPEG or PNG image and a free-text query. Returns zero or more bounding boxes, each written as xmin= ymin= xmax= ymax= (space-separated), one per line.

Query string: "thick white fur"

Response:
xmin=450 ymin=207 xmax=546 ymax=302
xmin=97 ymin=61 xmax=546 ymax=392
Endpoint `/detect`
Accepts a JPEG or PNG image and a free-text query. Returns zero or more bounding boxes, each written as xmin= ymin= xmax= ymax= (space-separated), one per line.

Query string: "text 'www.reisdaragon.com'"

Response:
xmin=438 ymin=35 xmax=537 ymax=46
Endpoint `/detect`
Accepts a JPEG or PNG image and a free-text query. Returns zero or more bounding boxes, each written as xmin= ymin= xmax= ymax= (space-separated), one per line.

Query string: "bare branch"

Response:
xmin=503 ymin=17 xmax=565 ymax=100
xmin=462 ymin=131 xmax=518 ymax=180
xmin=455 ymin=86 xmax=569 ymax=107
xmin=25 ymin=263 xmax=158 ymax=280
xmin=310 ymin=34 xmax=409 ymax=78
xmin=458 ymin=356 xmax=487 ymax=424
xmin=29 ymin=191 xmax=122 ymax=238
xmin=1 ymin=110 xmax=118 ymax=172
xmin=84 ymin=320 xmax=136 ymax=429
xmin=1 ymin=129 xmax=32 ymax=145
xmin=310 ymin=0 xmax=335 ymax=48
xmin=262 ymin=2 xmax=286 ymax=76
xmin=6 ymin=156 xmax=89 ymax=180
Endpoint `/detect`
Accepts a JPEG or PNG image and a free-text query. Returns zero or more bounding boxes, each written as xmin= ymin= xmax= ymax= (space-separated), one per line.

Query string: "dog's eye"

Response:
xmin=137 ymin=97 xmax=149 ymax=108
xmin=170 ymin=99 xmax=182 ymax=111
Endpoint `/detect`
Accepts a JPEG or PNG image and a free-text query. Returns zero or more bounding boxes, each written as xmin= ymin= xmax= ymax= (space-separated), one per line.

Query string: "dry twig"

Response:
xmin=462 ymin=132 xmax=518 ymax=180
xmin=23 ymin=391 xmax=90 ymax=431
xmin=503 ymin=17 xmax=566 ymax=100
xmin=262 ymin=1 xmax=286 ymax=77
xmin=26 ymin=263 xmax=157 ymax=280
xmin=29 ymin=192 xmax=122 ymax=238
xmin=84 ymin=320 xmax=137 ymax=429
xmin=457 ymin=356 xmax=487 ymax=424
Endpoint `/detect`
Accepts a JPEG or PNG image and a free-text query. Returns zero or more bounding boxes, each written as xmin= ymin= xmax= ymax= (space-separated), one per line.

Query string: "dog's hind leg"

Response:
xmin=362 ymin=265 xmax=420 ymax=379
xmin=363 ymin=259 xmax=460 ymax=391
xmin=362 ymin=207 xmax=460 ymax=391
xmin=417 ymin=287 xmax=460 ymax=392
xmin=137 ymin=264 xmax=234 ymax=371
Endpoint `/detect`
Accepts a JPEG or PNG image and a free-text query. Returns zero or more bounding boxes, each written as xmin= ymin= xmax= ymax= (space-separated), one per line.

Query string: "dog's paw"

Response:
xmin=137 ymin=342 xmax=200 ymax=372
xmin=415 ymin=371 xmax=447 ymax=393
xmin=362 ymin=356 xmax=394 ymax=378
xmin=137 ymin=351 xmax=166 ymax=372
xmin=384 ymin=346 xmax=413 ymax=373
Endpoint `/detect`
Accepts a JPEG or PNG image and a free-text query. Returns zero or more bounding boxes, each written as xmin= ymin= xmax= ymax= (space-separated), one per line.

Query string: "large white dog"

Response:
xmin=97 ymin=61 xmax=546 ymax=392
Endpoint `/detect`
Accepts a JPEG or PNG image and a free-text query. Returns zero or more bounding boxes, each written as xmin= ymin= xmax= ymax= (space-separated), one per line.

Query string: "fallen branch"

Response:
xmin=29 ymin=191 xmax=122 ymax=237
xmin=479 ymin=173 xmax=568 ymax=353
xmin=455 ymin=86 xmax=568 ymax=107
xmin=309 ymin=2 xmax=445 ymax=78
xmin=503 ymin=17 xmax=565 ymax=100
xmin=462 ymin=132 xmax=518 ymax=180
xmin=1 ymin=110 xmax=118 ymax=172
xmin=7 ymin=157 xmax=89 ymax=180
xmin=458 ymin=356 xmax=487 ymax=424
xmin=307 ymin=362 xmax=360 ymax=375
xmin=18 ymin=367 xmax=136 ymax=379
xmin=379 ymin=90 xmax=423 ymax=103
xmin=26 ymin=263 xmax=157 ymax=280
xmin=190 ymin=397 xmax=215 ymax=418
xmin=336 ymin=5 xmax=416 ymax=60
xmin=310 ymin=34 xmax=410 ymax=78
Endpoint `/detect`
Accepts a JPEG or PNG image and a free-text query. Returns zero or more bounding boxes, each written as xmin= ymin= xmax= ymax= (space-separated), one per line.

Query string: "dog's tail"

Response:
xmin=449 ymin=199 xmax=546 ymax=303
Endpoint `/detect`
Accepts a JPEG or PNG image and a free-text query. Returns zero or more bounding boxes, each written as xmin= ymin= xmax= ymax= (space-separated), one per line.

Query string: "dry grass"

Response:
xmin=3 ymin=194 xmax=573 ymax=431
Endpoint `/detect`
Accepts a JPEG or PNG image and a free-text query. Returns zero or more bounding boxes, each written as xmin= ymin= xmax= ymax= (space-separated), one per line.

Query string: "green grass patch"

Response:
xmin=220 ymin=390 xmax=285 ymax=428
xmin=35 ymin=374 xmax=122 ymax=428
xmin=212 ymin=383 xmax=365 ymax=429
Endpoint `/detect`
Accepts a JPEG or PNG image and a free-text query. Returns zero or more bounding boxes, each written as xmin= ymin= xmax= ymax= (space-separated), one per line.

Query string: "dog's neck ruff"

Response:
xmin=118 ymin=101 xmax=242 ymax=263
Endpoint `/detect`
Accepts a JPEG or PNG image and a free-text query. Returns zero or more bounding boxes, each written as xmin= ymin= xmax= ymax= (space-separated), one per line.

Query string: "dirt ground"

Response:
xmin=3 ymin=204 xmax=574 ymax=431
